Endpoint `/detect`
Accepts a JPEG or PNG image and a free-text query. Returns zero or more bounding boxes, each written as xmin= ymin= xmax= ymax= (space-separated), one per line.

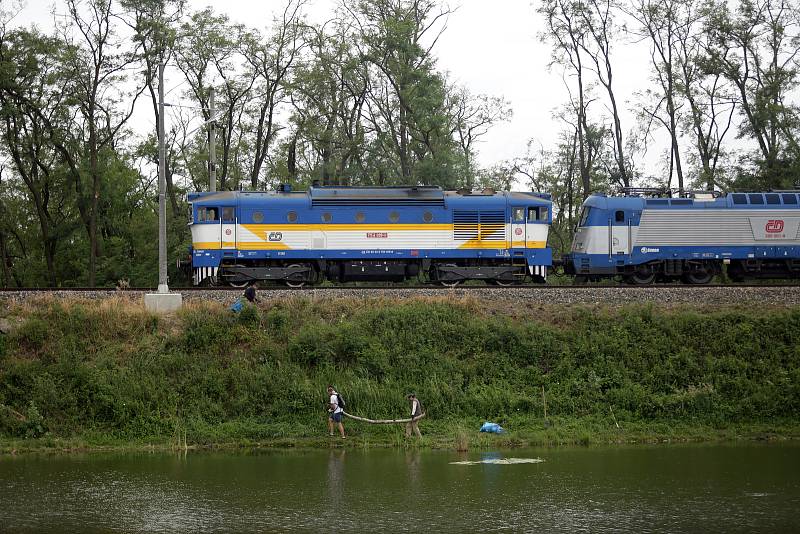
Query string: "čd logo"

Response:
xmin=765 ymin=220 xmax=784 ymax=233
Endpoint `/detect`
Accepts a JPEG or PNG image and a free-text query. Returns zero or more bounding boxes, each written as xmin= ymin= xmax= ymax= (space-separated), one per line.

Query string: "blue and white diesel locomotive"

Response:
xmin=564 ymin=189 xmax=800 ymax=283
xmin=188 ymin=185 xmax=553 ymax=287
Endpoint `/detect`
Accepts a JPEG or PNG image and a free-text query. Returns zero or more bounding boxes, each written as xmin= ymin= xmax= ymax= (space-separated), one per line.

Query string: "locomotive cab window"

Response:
xmin=197 ymin=207 xmax=219 ymax=222
xmin=512 ymin=207 xmax=525 ymax=222
xmin=528 ymin=207 xmax=549 ymax=221
xmin=615 ymin=210 xmax=624 ymax=222
xmin=732 ymin=194 xmax=747 ymax=205
xmin=222 ymin=207 xmax=235 ymax=222
xmin=578 ymin=207 xmax=591 ymax=226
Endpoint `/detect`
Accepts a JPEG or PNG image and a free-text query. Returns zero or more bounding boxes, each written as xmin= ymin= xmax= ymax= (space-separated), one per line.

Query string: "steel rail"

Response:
xmin=1 ymin=283 xmax=799 ymax=292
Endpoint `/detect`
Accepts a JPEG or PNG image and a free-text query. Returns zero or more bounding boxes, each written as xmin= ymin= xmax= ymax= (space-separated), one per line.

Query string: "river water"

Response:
xmin=1 ymin=443 xmax=798 ymax=533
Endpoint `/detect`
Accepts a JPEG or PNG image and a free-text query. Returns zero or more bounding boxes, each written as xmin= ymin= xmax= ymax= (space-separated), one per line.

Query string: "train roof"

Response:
xmin=188 ymin=186 xmax=552 ymax=208
xmin=584 ymin=191 xmax=800 ymax=210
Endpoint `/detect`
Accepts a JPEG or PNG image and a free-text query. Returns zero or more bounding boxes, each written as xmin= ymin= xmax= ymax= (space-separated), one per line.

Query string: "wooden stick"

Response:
xmin=342 ymin=412 xmax=426 ymax=425
xmin=609 ymin=405 xmax=621 ymax=429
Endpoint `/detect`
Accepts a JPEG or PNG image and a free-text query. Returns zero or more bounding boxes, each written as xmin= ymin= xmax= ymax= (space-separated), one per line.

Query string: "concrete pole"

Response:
xmin=145 ymin=60 xmax=182 ymax=313
xmin=209 ymin=87 xmax=216 ymax=192
xmin=157 ymin=61 xmax=168 ymax=294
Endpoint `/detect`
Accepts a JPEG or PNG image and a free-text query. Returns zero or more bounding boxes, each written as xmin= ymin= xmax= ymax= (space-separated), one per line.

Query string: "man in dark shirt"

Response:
xmin=244 ymin=282 xmax=259 ymax=303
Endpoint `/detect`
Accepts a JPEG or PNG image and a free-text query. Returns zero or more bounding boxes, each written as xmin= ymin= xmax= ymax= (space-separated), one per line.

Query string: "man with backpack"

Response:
xmin=327 ymin=385 xmax=346 ymax=438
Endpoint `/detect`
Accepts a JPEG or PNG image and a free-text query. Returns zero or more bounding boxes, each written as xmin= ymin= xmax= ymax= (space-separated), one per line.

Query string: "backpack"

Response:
xmin=336 ymin=393 xmax=346 ymax=409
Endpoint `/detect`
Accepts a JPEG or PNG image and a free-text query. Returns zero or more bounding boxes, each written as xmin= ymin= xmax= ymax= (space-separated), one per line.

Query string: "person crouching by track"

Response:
xmin=406 ymin=394 xmax=423 ymax=438
xmin=327 ymin=385 xmax=346 ymax=438
xmin=243 ymin=282 xmax=259 ymax=304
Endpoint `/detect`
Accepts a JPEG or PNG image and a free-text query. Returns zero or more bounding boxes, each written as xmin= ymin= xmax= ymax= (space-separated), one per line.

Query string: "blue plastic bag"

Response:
xmin=480 ymin=422 xmax=504 ymax=434
xmin=230 ymin=299 xmax=244 ymax=313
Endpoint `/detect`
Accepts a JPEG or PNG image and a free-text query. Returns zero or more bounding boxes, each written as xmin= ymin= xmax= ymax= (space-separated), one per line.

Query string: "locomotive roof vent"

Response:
xmin=455 ymin=188 xmax=497 ymax=196
xmin=310 ymin=186 xmax=445 ymax=206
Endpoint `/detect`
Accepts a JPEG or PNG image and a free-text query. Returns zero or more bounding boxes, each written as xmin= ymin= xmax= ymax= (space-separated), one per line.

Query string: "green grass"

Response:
xmin=1 ymin=296 xmax=799 ymax=452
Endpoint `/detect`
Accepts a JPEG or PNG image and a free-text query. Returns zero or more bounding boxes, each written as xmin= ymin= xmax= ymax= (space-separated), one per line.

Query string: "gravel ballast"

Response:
xmin=1 ymin=285 xmax=799 ymax=308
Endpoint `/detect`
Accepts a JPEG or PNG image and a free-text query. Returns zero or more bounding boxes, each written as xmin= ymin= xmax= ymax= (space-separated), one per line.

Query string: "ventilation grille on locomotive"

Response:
xmin=453 ymin=211 xmax=505 ymax=241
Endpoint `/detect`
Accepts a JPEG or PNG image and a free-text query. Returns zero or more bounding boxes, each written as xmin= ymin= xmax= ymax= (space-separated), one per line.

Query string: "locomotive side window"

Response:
xmin=749 ymin=194 xmax=764 ymax=205
xmin=782 ymin=194 xmax=798 ymax=204
xmin=765 ymin=194 xmax=780 ymax=205
xmin=512 ymin=207 xmax=524 ymax=222
xmin=222 ymin=207 xmax=235 ymax=222
xmin=615 ymin=210 xmax=624 ymax=222
xmin=539 ymin=207 xmax=549 ymax=221
xmin=287 ymin=211 xmax=298 ymax=223
xmin=732 ymin=194 xmax=747 ymax=205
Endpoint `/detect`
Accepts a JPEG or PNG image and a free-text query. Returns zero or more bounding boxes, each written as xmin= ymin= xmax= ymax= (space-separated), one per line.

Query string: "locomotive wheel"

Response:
xmin=683 ymin=268 xmax=713 ymax=285
xmin=227 ymin=280 xmax=249 ymax=288
xmin=284 ymin=263 xmax=307 ymax=288
xmin=491 ymin=278 xmax=517 ymax=286
xmin=626 ymin=271 xmax=655 ymax=285
xmin=437 ymin=264 xmax=462 ymax=287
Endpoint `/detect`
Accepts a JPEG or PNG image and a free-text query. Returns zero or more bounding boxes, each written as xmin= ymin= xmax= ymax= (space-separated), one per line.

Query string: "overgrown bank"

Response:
xmin=1 ymin=297 xmax=799 ymax=452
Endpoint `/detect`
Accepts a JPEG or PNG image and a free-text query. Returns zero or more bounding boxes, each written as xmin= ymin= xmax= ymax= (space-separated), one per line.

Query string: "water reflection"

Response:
xmin=327 ymin=449 xmax=346 ymax=510
xmin=0 ymin=443 xmax=798 ymax=533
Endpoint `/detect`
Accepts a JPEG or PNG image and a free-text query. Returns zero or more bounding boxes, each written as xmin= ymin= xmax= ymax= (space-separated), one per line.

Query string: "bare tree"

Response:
xmin=628 ymin=0 xmax=687 ymax=194
xmin=539 ymin=0 xmax=596 ymax=198
xmin=675 ymin=0 xmax=736 ymax=190
xmin=577 ymin=0 xmax=631 ymax=187
xmin=448 ymin=86 xmax=511 ymax=189
xmin=241 ymin=0 xmax=305 ymax=189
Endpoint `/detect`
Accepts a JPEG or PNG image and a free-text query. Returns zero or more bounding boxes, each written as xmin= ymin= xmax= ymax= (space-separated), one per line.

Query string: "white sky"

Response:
xmin=13 ymin=0 xmax=663 ymax=177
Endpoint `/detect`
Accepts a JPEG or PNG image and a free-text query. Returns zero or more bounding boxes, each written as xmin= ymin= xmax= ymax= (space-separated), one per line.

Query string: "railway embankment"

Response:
xmin=1 ymin=294 xmax=799 ymax=453
xmin=2 ymin=284 xmax=800 ymax=308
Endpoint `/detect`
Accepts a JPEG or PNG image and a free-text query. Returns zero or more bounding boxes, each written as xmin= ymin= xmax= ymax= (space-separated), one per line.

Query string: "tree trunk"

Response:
xmin=0 ymin=231 xmax=10 ymax=288
xmin=88 ymin=119 xmax=99 ymax=287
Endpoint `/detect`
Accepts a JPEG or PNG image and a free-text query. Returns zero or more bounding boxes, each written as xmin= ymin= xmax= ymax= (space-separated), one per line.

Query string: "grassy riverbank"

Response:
xmin=1 ymin=296 xmax=799 ymax=453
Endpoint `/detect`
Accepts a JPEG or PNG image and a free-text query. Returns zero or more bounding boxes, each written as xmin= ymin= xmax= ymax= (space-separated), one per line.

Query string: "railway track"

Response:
xmin=1 ymin=283 xmax=799 ymax=291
